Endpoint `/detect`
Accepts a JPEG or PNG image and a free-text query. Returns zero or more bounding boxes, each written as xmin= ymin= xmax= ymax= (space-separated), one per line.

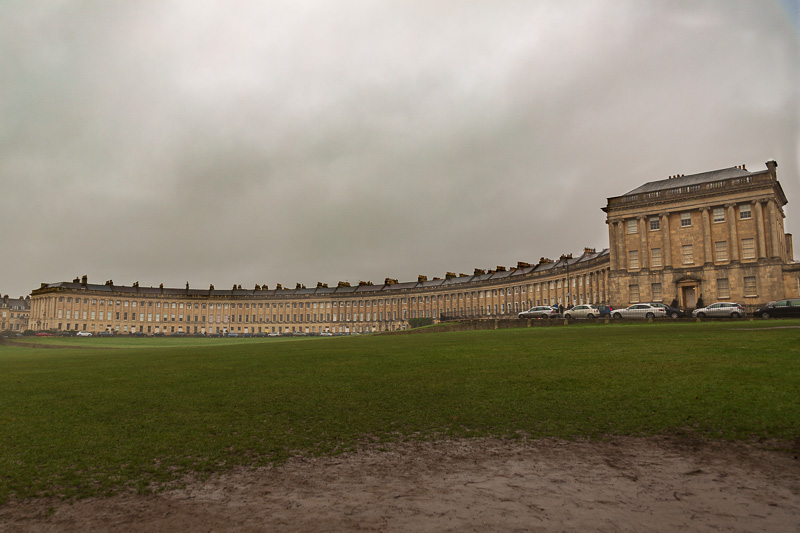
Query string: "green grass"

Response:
xmin=1 ymin=320 xmax=799 ymax=502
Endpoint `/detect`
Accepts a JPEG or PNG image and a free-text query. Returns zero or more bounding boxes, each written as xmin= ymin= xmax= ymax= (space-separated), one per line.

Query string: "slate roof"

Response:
xmin=623 ymin=166 xmax=763 ymax=196
xmin=34 ymin=248 xmax=612 ymax=299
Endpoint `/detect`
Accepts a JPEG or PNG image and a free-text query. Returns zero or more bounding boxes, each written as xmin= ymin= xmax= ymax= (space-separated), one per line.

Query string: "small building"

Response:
xmin=1 ymin=295 xmax=30 ymax=333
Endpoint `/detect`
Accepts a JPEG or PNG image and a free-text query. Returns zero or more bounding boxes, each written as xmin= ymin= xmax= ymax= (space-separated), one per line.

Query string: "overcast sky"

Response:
xmin=2 ymin=1 xmax=798 ymax=298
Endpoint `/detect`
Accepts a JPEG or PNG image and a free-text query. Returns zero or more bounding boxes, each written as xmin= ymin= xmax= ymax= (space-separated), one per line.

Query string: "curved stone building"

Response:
xmin=28 ymin=161 xmax=798 ymax=334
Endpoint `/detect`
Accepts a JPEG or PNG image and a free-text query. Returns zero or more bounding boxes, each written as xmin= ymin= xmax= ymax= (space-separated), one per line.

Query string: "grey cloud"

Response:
xmin=1 ymin=0 xmax=798 ymax=298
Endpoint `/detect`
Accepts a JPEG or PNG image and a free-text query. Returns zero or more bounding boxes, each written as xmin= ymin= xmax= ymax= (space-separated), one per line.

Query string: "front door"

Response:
xmin=682 ymin=286 xmax=696 ymax=309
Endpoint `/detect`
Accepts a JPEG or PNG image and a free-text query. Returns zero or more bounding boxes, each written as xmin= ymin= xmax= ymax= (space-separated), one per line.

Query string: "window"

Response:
xmin=713 ymin=207 xmax=725 ymax=223
xmin=651 ymin=283 xmax=662 ymax=301
xmin=715 ymin=241 xmax=728 ymax=262
xmin=739 ymin=204 xmax=752 ymax=219
xmin=717 ymin=278 xmax=730 ymax=299
xmin=628 ymin=250 xmax=640 ymax=270
xmin=680 ymin=212 xmax=692 ymax=227
xmin=649 ymin=217 xmax=660 ymax=231
xmin=651 ymin=248 xmax=662 ymax=268
xmin=627 ymin=220 xmax=638 ymax=234
xmin=742 ymin=238 xmax=755 ymax=259
xmin=682 ymin=244 xmax=693 ymax=265
xmin=629 ymin=284 xmax=640 ymax=303
xmin=743 ymin=276 xmax=757 ymax=297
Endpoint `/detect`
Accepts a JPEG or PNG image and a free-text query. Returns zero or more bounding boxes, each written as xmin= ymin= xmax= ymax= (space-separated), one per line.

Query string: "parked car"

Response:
xmin=227 ymin=332 xmax=239 ymax=337
xmin=691 ymin=302 xmax=745 ymax=318
xmin=612 ymin=303 xmax=667 ymax=319
xmin=594 ymin=305 xmax=613 ymax=318
xmin=130 ymin=331 xmax=146 ymax=337
xmin=242 ymin=332 xmax=253 ymax=338
xmin=320 ymin=331 xmax=333 ymax=336
xmin=60 ymin=331 xmax=75 ymax=337
xmin=563 ymin=304 xmax=601 ymax=319
xmin=76 ymin=331 xmax=92 ymax=337
xmin=98 ymin=331 xmax=114 ymax=337
xmin=754 ymin=298 xmax=800 ymax=318
xmin=254 ymin=332 xmax=267 ymax=337
xmin=267 ymin=332 xmax=281 ymax=337
xmin=35 ymin=332 xmax=53 ymax=336
xmin=153 ymin=332 xmax=165 ymax=337
xmin=648 ymin=303 xmax=686 ymax=319
xmin=170 ymin=332 xmax=186 ymax=337
xmin=518 ymin=306 xmax=560 ymax=319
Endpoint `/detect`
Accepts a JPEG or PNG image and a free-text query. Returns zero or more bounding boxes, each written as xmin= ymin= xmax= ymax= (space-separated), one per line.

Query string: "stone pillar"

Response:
xmin=727 ymin=204 xmax=740 ymax=261
xmin=754 ymin=200 xmax=767 ymax=258
xmin=701 ymin=207 xmax=713 ymax=264
xmin=607 ymin=220 xmax=617 ymax=271
xmin=638 ymin=216 xmax=648 ymax=269
xmin=660 ymin=212 xmax=672 ymax=267
xmin=617 ymin=220 xmax=627 ymax=270
xmin=768 ymin=200 xmax=783 ymax=259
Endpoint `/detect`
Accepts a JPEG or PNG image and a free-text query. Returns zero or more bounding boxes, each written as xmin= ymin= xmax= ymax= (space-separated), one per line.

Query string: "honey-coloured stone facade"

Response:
xmin=26 ymin=160 xmax=799 ymax=334
xmin=603 ymin=161 xmax=798 ymax=308
xmin=0 ymin=295 xmax=30 ymax=333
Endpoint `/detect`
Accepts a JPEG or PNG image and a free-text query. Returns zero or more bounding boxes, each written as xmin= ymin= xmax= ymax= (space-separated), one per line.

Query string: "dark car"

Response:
xmin=242 ymin=332 xmax=253 ymax=338
xmin=98 ymin=331 xmax=114 ymax=337
xmin=130 ymin=331 xmax=146 ymax=337
xmin=153 ymin=332 xmax=165 ymax=337
xmin=170 ymin=332 xmax=186 ymax=337
xmin=594 ymin=305 xmax=613 ymax=318
xmin=754 ymin=298 xmax=800 ymax=318
xmin=648 ymin=302 xmax=686 ymax=319
xmin=60 ymin=331 xmax=75 ymax=337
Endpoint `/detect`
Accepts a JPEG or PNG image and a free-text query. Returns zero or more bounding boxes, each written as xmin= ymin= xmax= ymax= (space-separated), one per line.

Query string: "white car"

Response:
xmin=611 ymin=303 xmax=667 ymax=319
xmin=75 ymin=331 xmax=92 ymax=337
xmin=692 ymin=302 xmax=745 ymax=318
xmin=563 ymin=305 xmax=601 ymax=319
xmin=518 ymin=306 xmax=560 ymax=319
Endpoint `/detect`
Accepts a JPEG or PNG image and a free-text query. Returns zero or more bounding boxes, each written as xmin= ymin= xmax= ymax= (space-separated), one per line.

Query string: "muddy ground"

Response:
xmin=2 ymin=436 xmax=799 ymax=532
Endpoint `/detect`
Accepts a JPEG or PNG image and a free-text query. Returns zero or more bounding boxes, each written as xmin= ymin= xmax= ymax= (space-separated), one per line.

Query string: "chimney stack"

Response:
xmin=766 ymin=160 xmax=778 ymax=179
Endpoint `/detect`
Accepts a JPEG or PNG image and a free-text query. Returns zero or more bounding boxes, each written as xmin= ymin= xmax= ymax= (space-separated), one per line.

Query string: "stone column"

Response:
xmin=726 ymin=204 xmax=739 ymax=261
xmin=701 ymin=207 xmax=713 ymax=264
xmin=754 ymin=200 xmax=767 ymax=258
xmin=768 ymin=200 xmax=783 ymax=259
xmin=616 ymin=220 xmax=627 ymax=270
xmin=638 ymin=216 xmax=648 ymax=269
xmin=607 ymin=220 xmax=617 ymax=271
xmin=660 ymin=212 xmax=672 ymax=267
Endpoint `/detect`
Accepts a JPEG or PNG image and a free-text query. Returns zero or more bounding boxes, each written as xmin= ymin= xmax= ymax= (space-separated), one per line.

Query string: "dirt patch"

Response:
xmin=2 ymin=436 xmax=799 ymax=532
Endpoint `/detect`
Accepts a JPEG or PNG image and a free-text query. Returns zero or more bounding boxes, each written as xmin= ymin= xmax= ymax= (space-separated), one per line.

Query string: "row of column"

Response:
xmin=608 ymin=198 xmax=783 ymax=272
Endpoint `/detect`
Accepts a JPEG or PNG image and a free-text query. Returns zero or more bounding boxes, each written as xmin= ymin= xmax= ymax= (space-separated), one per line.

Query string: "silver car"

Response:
xmin=563 ymin=304 xmax=601 ymax=319
xmin=518 ymin=306 xmax=560 ymax=319
xmin=692 ymin=302 xmax=745 ymax=318
xmin=611 ymin=303 xmax=667 ymax=319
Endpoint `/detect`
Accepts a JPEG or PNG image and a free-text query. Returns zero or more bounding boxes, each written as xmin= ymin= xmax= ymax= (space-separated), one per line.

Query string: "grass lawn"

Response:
xmin=1 ymin=320 xmax=799 ymax=502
